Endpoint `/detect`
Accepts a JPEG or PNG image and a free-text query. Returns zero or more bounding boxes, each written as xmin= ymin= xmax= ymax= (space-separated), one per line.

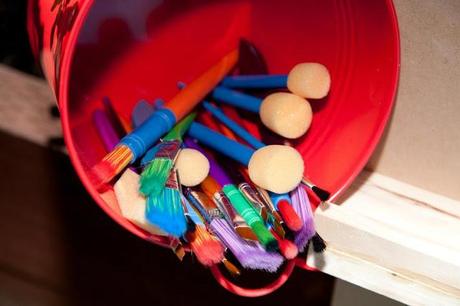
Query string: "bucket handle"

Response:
xmin=210 ymin=259 xmax=296 ymax=297
xmin=210 ymin=256 xmax=318 ymax=296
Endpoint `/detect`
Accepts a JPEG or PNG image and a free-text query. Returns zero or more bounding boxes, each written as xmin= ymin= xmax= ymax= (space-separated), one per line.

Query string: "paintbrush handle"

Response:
xmin=212 ymin=86 xmax=262 ymax=113
xmin=203 ymin=102 xmax=265 ymax=149
xmin=188 ymin=122 xmax=254 ymax=166
xmin=222 ymin=184 xmax=277 ymax=250
xmin=269 ymin=192 xmax=291 ymax=208
xmin=93 ymin=110 xmax=120 ymax=151
xmin=166 ymin=49 xmax=238 ymax=119
xmin=185 ymin=138 xmax=233 ymax=186
xmin=119 ymin=49 xmax=238 ymax=160
xmin=221 ymin=75 xmax=287 ymax=89
xmin=119 ymin=108 xmax=176 ymax=160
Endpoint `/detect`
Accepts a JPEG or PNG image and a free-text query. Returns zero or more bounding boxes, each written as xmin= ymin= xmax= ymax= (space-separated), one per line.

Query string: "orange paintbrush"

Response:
xmin=90 ymin=49 xmax=238 ymax=189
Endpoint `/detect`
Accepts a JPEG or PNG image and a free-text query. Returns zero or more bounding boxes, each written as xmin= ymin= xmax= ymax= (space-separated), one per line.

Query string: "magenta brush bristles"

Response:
xmin=210 ymin=218 xmax=283 ymax=272
xmin=290 ymin=185 xmax=316 ymax=252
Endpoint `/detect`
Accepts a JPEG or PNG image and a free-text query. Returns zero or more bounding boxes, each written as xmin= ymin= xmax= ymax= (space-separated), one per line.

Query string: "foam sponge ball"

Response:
xmin=248 ymin=145 xmax=304 ymax=194
xmin=175 ymin=148 xmax=210 ymax=187
xmin=114 ymin=169 xmax=167 ymax=236
xmin=260 ymin=92 xmax=312 ymax=139
xmin=287 ymin=62 xmax=331 ymax=99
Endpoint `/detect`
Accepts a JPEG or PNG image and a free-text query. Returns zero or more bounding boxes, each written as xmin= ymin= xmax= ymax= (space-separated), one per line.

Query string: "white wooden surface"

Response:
xmin=309 ymin=171 xmax=460 ymax=305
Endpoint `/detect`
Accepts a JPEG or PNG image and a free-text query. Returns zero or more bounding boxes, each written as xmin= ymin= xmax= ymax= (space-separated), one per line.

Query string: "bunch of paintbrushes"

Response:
xmin=89 ymin=41 xmax=330 ymax=276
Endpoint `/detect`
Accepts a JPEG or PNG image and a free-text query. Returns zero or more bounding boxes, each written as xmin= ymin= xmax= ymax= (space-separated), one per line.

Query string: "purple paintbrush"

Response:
xmin=290 ymin=185 xmax=316 ymax=252
xmin=185 ymin=138 xmax=258 ymax=242
xmin=184 ymin=188 xmax=284 ymax=272
xmin=93 ymin=109 xmax=120 ymax=151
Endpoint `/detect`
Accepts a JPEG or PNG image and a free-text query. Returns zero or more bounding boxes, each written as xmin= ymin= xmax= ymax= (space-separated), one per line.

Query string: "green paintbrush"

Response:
xmin=139 ymin=112 xmax=196 ymax=196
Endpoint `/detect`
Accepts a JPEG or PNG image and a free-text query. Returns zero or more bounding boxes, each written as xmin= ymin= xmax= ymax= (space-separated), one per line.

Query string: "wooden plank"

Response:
xmin=0 ymin=65 xmax=60 ymax=146
xmin=310 ymin=246 xmax=459 ymax=306
xmin=308 ymin=171 xmax=460 ymax=305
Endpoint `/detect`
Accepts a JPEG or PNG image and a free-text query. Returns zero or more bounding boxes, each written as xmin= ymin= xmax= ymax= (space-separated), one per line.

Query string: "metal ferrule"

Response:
xmin=214 ymin=191 xmax=238 ymax=225
xmin=165 ymin=169 xmax=179 ymax=190
xmin=238 ymin=183 xmax=269 ymax=221
xmin=255 ymin=186 xmax=277 ymax=214
xmin=155 ymin=139 xmax=181 ymax=160
xmin=187 ymin=190 xmax=224 ymax=221
xmin=214 ymin=191 xmax=259 ymax=241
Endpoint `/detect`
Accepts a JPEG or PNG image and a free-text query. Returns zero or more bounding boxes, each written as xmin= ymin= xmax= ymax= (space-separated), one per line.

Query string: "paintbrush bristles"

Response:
xmin=191 ymin=225 xmax=224 ymax=266
xmin=91 ymin=145 xmax=133 ymax=188
xmin=301 ymin=178 xmax=330 ymax=201
xmin=140 ymin=159 xmax=173 ymax=195
xmin=312 ymin=186 xmax=330 ymax=202
xmin=311 ymin=232 xmax=326 ymax=253
xmin=277 ymin=238 xmax=298 ymax=260
xmin=145 ymin=170 xmax=187 ymax=237
xmin=140 ymin=140 xmax=181 ymax=196
xmin=210 ymin=218 xmax=283 ymax=272
xmin=290 ymin=185 xmax=316 ymax=251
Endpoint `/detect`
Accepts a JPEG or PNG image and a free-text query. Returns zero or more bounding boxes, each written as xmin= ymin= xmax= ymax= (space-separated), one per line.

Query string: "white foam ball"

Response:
xmin=260 ymin=92 xmax=312 ymax=139
xmin=287 ymin=62 xmax=331 ymax=99
xmin=114 ymin=169 xmax=167 ymax=235
xmin=175 ymin=148 xmax=210 ymax=187
xmin=248 ymin=145 xmax=304 ymax=194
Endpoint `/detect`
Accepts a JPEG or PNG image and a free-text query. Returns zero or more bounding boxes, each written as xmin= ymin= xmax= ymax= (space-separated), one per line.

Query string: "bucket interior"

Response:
xmin=64 ymin=0 xmax=399 ymax=239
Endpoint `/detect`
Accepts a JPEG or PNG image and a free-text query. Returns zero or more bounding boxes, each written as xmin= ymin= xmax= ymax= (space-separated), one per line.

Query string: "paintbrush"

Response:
xmin=181 ymin=194 xmax=240 ymax=274
xmin=221 ymin=62 xmax=331 ymax=100
xmin=190 ymin=224 xmax=225 ymax=266
xmin=179 ymin=193 xmax=197 ymax=241
xmin=214 ymin=86 xmax=312 ymax=138
xmin=183 ymin=138 xmax=278 ymax=251
xmin=290 ymin=185 xmax=316 ymax=252
xmin=139 ymin=112 xmax=196 ymax=196
xmin=131 ymin=99 xmax=155 ymax=129
xmin=254 ymin=187 xmax=287 ymax=233
xmin=237 ymin=182 xmax=268 ymax=222
xmin=90 ymin=49 xmax=238 ymax=189
xmin=221 ymin=161 xmax=299 ymax=258
xmin=185 ymin=188 xmax=284 ymax=272
xmin=269 ymin=192 xmax=303 ymax=232
xmin=92 ymin=109 xmax=121 ymax=151
xmin=201 ymin=104 xmax=304 ymax=231
xmin=202 ymin=101 xmax=330 ymax=201
xmin=185 ymin=139 xmax=258 ymax=242
xmin=238 ymin=182 xmax=285 ymax=239
xmin=102 ymin=96 xmax=132 ymax=134
xmin=188 ymin=122 xmax=304 ymax=194
xmin=202 ymin=111 xmax=287 ymax=238
xmin=270 ymin=229 xmax=298 ymax=260
xmin=145 ymin=169 xmax=187 ymax=237
xmin=237 ymin=38 xmax=268 ymax=75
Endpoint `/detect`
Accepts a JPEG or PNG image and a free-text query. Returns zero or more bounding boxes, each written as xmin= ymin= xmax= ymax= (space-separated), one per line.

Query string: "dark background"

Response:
xmin=0 ymin=0 xmax=40 ymax=75
xmin=0 ymin=1 xmax=335 ymax=305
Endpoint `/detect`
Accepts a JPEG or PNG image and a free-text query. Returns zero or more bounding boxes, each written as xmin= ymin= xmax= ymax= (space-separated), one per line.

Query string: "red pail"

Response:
xmin=27 ymin=0 xmax=399 ymax=296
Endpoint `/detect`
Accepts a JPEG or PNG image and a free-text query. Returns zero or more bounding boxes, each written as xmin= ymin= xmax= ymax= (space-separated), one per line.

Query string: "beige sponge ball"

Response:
xmin=259 ymin=92 xmax=312 ymax=139
xmin=248 ymin=145 xmax=304 ymax=194
xmin=175 ymin=148 xmax=210 ymax=187
xmin=287 ymin=62 xmax=331 ymax=99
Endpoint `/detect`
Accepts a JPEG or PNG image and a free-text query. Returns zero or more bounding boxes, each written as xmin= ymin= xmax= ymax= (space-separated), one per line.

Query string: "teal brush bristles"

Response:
xmin=145 ymin=170 xmax=187 ymax=237
xmin=139 ymin=140 xmax=180 ymax=196
xmin=139 ymin=113 xmax=197 ymax=196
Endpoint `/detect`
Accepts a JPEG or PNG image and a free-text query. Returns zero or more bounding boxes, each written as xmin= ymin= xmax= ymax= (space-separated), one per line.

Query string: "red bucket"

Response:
xmin=28 ymin=0 xmax=399 ymax=296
